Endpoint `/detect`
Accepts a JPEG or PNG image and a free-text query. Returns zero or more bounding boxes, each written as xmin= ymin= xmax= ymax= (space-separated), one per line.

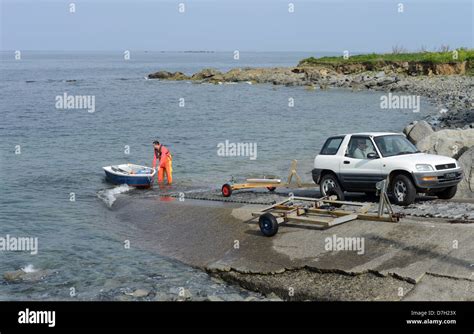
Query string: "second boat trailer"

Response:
xmin=251 ymin=178 xmax=402 ymax=236
xmin=221 ymin=160 xmax=314 ymax=197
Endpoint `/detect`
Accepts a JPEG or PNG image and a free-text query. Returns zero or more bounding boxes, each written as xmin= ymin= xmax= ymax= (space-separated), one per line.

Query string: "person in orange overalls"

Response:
xmin=152 ymin=140 xmax=172 ymax=185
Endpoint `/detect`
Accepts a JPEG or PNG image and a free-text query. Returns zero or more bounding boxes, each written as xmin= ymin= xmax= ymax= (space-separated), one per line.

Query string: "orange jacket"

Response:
xmin=153 ymin=145 xmax=171 ymax=168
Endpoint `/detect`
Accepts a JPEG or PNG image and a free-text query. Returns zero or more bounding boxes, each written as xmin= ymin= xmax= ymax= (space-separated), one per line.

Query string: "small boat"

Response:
xmin=103 ymin=164 xmax=156 ymax=188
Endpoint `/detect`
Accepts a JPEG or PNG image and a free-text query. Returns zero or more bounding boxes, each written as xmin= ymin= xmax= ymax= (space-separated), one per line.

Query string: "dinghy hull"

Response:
xmin=103 ymin=164 xmax=156 ymax=188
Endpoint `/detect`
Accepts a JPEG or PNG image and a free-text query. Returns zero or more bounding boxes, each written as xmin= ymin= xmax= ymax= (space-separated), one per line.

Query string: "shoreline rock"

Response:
xmin=4 ymin=268 xmax=54 ymax=283
xmin=298 ymin=60 xmax=468 ymax=76
xmin=457 ymin=147 xmax=474 ymax=197
xmin=404 ymin=120 xmax=434 ymax=144
xmin=148 ymin=71 xmax=188 ymax=80
xmin=416 ymin=128 xmax=474 ymax=158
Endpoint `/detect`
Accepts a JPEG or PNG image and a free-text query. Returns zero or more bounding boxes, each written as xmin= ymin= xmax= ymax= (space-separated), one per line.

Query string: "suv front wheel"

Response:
xmin=390 ymin=174 xmax=416 ymax=206
xmin=436 ymin=185 xmax=457 ymax=199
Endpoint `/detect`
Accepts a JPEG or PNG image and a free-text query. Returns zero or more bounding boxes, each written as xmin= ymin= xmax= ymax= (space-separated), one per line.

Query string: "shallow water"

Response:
xmin=0 ymin=51 xmax=435 ymax=300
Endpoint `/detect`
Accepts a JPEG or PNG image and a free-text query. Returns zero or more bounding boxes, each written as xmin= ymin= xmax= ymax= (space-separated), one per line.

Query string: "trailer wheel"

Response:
xmin=259 ymin=213 xmax=279 ymax=237
xmin=267 ymin=187 xmax=276 ymax=192
xmin=221 ymin=184 xmax=233 ymax=197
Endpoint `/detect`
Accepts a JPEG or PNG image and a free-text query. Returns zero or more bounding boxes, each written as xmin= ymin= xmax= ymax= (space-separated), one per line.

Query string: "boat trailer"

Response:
xmin=251 ymin=178 xmax=402 ymax=236
xmin=221 ymin=160 xmax=315 ymax=197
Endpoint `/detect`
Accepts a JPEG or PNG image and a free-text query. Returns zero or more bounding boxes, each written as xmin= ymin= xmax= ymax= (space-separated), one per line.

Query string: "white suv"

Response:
xmin=312 ymin=132 xmax=463 ymax=206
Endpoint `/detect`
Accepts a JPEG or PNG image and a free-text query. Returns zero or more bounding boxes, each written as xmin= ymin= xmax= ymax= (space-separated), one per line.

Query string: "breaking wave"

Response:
xmin=21 ymin=264 xmax=37 ymax=273
xmin=97 ymin=184 xmax=132 ymax=208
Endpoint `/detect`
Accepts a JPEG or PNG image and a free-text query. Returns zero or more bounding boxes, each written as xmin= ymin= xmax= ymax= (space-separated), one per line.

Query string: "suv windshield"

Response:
xmin=374 ymin=135 xmax=419 ymax=157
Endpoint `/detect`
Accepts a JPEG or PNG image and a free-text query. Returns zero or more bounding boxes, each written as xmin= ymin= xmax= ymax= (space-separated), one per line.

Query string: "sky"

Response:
xmin=0 ymin=0 xmax=472 ymax=52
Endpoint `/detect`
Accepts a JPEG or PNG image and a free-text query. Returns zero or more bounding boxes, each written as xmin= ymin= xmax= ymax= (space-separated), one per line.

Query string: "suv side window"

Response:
xmin=320 ymin=137 xmax=343 ymax=155
xmin=346 ymin=136 xmax=376 ymax=159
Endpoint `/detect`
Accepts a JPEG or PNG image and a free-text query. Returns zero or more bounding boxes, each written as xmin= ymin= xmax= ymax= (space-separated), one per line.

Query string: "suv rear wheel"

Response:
xmin=390 ymin=174 xmax=416 ymax=206
xmin=320 ymin=174 xmax=345 ymax=201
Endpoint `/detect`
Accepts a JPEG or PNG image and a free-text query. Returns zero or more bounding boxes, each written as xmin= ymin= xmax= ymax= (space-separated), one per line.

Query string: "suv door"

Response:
xmin=313 ymin=136 xmax=345 ymax=184
xmin=339 ymin=135 xmax=384 ymax=191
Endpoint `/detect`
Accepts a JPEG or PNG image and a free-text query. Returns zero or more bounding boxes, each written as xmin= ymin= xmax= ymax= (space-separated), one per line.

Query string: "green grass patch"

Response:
xmin=466 ymin=60 xmax=474 ymax=76
xmin=299 ymin=49 xmax=474 ymax=66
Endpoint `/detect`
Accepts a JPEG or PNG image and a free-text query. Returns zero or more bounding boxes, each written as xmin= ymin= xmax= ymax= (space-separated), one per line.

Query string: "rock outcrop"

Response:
xmin=4 ymin=268 xmax=53 ymax=283
xmin=298 ymin=60 xmax=468 ymax=76
xmin=416 ymin=128 xmax=474 ymax=158
xmin=221 ymin=67 xmax=306 ymax=85
xmin=191 ymin=68 xmax=223 ymax=81
xmin=456 ymin=147 xmax=474 ymax=197
xmin=404 ymin=121 xmax=434 ymax=144
xmin=148 ymin=71 xmax=188 ymax=80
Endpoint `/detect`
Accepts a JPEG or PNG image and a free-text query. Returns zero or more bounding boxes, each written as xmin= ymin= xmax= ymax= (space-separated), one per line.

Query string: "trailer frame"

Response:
xmin=251 ymin=178 xmax=402 ymax=236
xmin=221 ymin=160 xmax=315 ymax=197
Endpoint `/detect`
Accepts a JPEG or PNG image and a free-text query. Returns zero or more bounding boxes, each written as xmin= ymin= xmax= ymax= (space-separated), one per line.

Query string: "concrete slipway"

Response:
xmin=112 ymin=191 xmax=474 ymax=301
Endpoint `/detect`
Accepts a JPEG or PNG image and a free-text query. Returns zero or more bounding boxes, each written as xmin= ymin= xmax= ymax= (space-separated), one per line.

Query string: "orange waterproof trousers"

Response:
xmin=158 ymin=158 xmax=172 ymax=184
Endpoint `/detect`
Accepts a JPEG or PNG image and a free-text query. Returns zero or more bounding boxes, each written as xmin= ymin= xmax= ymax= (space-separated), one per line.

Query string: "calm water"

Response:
xmin=0 ymin=51 xmax=435 ymax=300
